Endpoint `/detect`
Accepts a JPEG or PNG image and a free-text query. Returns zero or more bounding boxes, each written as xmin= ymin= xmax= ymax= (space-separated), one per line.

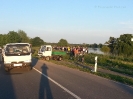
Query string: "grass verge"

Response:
xmin=48 ymin=59 xmax=133 ymax=87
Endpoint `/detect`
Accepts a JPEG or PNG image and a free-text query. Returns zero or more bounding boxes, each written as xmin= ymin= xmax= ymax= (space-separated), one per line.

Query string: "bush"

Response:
xmin=32 ymin=47 xmax=39 ymax=58
xmin=84 ymin=53 xmax=133 ymax=76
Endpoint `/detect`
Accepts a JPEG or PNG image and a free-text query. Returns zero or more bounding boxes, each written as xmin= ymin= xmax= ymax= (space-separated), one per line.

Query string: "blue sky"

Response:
xmin=0 ymin=0 xmax=133 ymax=44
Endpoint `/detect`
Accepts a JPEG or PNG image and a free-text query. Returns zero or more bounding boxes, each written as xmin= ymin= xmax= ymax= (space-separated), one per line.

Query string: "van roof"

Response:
xmin=6 ymin=43 xmax=30 ymax=45
xmin=41 ymin=45 xmax=51 ymax=46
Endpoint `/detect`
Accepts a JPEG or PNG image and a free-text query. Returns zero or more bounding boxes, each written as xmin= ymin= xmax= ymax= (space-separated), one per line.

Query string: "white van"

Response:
xmin=3 ymin=43 xmax=32 ymax=71
xmin=38 ymin=45 xmax=52 ymax=60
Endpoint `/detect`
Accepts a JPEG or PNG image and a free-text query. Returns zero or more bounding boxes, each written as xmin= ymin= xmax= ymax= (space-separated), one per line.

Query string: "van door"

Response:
xmin=43 ymin=46 xmax=52 ymax=57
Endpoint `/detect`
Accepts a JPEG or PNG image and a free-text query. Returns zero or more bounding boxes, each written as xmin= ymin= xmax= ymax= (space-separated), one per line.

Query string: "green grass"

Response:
xmin=84 ymin=54 xmax=133 ymax=76
xmin=96 ymin=72 xmax=133 ymax=86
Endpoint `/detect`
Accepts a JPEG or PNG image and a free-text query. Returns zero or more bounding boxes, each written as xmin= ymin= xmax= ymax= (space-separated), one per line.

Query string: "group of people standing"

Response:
xmin=53 ymin=46 xmax=88 ymax=62
xmin=69 ymin=46 xmax=88 ymax=62
xmin=70 ymin=46 xmax=88 ymax=57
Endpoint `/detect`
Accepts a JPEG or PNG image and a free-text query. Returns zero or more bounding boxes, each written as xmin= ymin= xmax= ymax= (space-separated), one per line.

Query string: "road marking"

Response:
xmin=33 ymin=67 xmax=81 ymax=99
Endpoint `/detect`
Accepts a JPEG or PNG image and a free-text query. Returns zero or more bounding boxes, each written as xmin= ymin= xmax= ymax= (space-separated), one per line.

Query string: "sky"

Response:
xmin=0 ymin=0 xmax=133 ymax=44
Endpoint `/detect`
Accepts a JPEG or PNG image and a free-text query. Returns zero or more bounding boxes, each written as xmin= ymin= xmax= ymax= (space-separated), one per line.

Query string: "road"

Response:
xmin=0 ymin=59 xmax=133 ymax=99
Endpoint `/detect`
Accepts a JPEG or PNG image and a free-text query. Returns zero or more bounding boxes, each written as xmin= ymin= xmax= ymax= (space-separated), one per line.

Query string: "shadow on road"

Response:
xmin=32 ymin=58 xmax=39 ymax=67
xmin=0 ymin=61 xmax=16 ymax=99
xmin=39 ymin=63 xmax=53 ymax=99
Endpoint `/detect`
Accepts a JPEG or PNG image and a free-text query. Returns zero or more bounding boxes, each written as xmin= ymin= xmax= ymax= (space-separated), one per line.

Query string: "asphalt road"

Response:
xmin=0 ymin=59 xmax=133 ymax=99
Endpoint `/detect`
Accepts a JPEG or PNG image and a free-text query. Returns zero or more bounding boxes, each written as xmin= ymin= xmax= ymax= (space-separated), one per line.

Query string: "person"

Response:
xmin=73 ymin=47 xmax=77 ymax=58
xmin=81 ymin=55 xmax=84 ymax=63
xmin=67 ymin=47 xmax=70 ymax=52
xmin=74 ymin=47 xmax=79 ymax=61
xmin=83 ymin=47 xmax=86 ymax=54
xmin=69 ymin=48 xmax=73 ymax=59
xmin=85 ymin=48 xmax=88 ymax=53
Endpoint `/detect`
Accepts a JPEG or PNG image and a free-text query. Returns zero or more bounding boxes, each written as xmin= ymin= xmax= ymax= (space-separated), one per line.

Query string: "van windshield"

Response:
xmin=5 ymin=44 xmax=31 ymax=56
xmin=41 ymin=46 xmax=46 ymax=52
xmin=40 ymin=46 xmax=51 ymax=52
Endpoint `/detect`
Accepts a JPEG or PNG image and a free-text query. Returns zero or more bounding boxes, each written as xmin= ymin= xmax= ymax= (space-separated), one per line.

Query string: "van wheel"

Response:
xmin=58 ymin=57 xmax=62 ymax=61
xmin=46 ymin=57 xmax=50 ymax=60
xmin=42 ymin=57 xmax=45 ymax=60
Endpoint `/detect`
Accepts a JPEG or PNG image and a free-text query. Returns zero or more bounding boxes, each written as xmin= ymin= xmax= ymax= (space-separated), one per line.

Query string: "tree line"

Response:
xmin=0 ymin=30 xmax=103 ymax=48
xmin=0 ymin=30 xmax=132 ymax=57
xmin=0 ymin=30 xmax=45 ymax=47
xmin=101 ymin=34 xmax=133 ymax=57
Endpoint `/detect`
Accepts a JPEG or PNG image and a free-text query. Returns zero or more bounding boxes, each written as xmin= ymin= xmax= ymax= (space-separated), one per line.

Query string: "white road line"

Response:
xmin=33 ymin=67 xmax=81 ymax=99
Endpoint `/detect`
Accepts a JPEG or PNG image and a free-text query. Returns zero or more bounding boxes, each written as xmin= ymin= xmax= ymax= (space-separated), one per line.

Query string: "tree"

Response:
xmin=98 ymin=43 xmax=103 ymax=48
xmin=92 ymin=43 xmax=98 ymax=49
xmin=0 ymin=34 xmax=9 ymax=46
xmin=101 ymin=45 xmax=110 ymax=54
xmin=57 ymin=39 xmax=68 ymax=46
xmin=86 ymin=44 xmax=90 ymax=47
xmin=30 ymin=37 xmax=45 ymax=47
xmin=105 ymin=36 xmax=117 ymax=54
xmin=115 ymin=34 xmax=133 ymax=56
xmin=0 ymin=34 xmax=4 ymax=46
xmin=18 ymin=30 xmax=30 ymax=43
xmin=2 ymin=34 xmax=8 ymax=45
xmin=106 ymin=34 xmax=133 ymax=56
xmin=7 ymin=31 xmax=21 ymax=43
